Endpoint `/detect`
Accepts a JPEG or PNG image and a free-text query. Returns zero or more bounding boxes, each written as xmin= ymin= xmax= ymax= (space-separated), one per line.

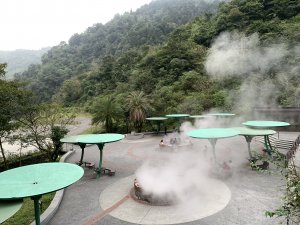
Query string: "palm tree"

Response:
xmin=91 ymin=96 xmax=123 ymax=132
xmin=125 ymin=91 xmax=152 ymax=132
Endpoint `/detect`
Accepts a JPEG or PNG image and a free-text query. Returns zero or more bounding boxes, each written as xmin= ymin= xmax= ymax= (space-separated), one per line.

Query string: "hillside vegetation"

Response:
xmin=17 ymin=0 xmax=300 ymax=116
xmin=0 ymin=48 xmax=50 ymax=79
xmin=2 ymin=1 xmax=299 ymax=223
xmin=16 ymin=0 xmax=221 ymax=101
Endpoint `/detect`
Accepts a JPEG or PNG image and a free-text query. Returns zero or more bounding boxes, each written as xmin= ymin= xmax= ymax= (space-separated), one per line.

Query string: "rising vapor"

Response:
xmin=204 ymin=31 xmax=300 ymax=115
xmin=205 ymin=32 xmax=294 ymax=78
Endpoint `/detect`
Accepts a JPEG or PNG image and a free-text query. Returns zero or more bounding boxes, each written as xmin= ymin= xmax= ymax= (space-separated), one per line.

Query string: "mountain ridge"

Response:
xmin=0 ymin=48 xmax=50 ymax=79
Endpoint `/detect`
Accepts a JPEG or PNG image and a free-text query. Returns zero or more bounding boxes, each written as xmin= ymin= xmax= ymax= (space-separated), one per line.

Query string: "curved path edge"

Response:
xmin=29 ymin=150 xmax=75 ymax=225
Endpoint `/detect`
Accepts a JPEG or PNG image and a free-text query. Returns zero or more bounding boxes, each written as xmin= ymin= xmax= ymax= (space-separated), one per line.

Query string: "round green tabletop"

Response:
xmin=187 ymin=128 xmax=240 ymax=163
xmin=60 ymin=133 xmax=125 ymax=144
xmin=60 ymin=135 xmax=83 ymax=144
xmin=243 ymin=120 xmax=290 ymax=129
xmin=146 ymin=117 xmax=167 ymax=121
xmin=165 ymin=114 xmax=190 ymax=118
xmin=0 ymin=162 xmax=84 ymax=199
xmin=60 ymin=134 xmax=124 ymax=179
xmin=207 ymin=113 xmax=236 ymax=117
xmin=0 ymin=199 xmax=23 ymax=223
xmin=187 ymin=128 xmax=240 ymax=139
xmin=189 ymin=115 xmax=211 ymax=119
xmin=234 ymin=127 xmax=277 ymax=136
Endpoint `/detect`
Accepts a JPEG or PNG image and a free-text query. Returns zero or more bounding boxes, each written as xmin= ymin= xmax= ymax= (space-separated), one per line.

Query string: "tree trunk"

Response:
xmin=0 ymin=138 xmax=8 ymax=169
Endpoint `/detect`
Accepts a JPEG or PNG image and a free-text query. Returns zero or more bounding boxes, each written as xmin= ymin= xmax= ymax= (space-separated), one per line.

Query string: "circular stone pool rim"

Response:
xmin=99 ymin=175 xmax=231 ymax=225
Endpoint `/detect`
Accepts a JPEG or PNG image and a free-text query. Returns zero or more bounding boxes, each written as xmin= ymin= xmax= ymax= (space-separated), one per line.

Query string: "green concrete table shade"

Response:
xmin=206 ymin=113 xmax=235 ymax=117
xmin=243 ymin=120 xmax=290 ymax=129
xmin=187 ymin=128 xmax=240 ymax=139
xmin=190 ymin=113 xmax=235 ymax=118
xmin=0 ymin=163 xmax=83 ymax=199
xmin=234 ymin=127 xmax=277 ymax=158
xmin=0 ymin=199 xmax=23 ymax=223
xmin=60 ymin=133 xmax=125 ymax=178
xmin=146 ymin=117 xmax=167 ymax=121
xmin=189 ymin=115 xmax=211 ymax=119
xmin=187 ymin=128 xmax=240 ymax=162
xmin=242 ymin=120 xmax=290 ymax=155
xmin=0 ymin=163 xmax=83 ymax=225
xmin=60 ymin=133 xmax=124 ymax=144
xmin=235 ymin=127 xmax=277 ymax=136
xmin=165 ymin=114 xmax=190 ymax=118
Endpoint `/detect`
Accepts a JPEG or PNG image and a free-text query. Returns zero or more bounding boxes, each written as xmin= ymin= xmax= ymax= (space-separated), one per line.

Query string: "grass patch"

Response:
xmin=2 ymin=192 xmax=55 ymax=225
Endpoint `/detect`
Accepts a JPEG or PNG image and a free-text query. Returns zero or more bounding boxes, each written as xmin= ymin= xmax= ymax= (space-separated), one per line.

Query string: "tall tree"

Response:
xmin=17 ymin=103 xmax=75 ymax=162
xmin=0 ymin=63 xmax=6 ymax=76
xmin=90 ymin=95 xmax=123 ymax=132
xmin=0 ymin=63 xmax=30 ymax=168
xmin=125 ymin=91 xmax=153 ymax=132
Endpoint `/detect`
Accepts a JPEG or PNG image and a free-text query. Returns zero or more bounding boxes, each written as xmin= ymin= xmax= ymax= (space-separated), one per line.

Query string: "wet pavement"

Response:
xmin=47 ymin=129 xmax=300 ymax=225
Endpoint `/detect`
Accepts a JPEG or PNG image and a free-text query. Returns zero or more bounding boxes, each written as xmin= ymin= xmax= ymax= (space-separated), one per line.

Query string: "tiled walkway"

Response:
xmin=48 ymin=128 xmax=299 ymax=225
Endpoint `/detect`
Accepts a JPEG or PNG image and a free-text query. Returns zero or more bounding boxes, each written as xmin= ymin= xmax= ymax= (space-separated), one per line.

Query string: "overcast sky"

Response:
xmin=0 ymin=0 xmax=152 ymax=51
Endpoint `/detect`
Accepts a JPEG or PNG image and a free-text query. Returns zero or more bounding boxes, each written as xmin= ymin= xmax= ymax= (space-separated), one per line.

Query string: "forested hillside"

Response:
xmin=17 ymin=0 xmax=300 ymax=117
xmin=0 ymin=48 xmax=49 ymax=79
xmin=16 ymin=0 xmax=221 ymax=101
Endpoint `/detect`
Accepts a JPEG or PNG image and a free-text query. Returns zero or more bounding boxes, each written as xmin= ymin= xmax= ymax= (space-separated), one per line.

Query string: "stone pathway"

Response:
xmin=46 ymin=128 xmax=300 ymax=225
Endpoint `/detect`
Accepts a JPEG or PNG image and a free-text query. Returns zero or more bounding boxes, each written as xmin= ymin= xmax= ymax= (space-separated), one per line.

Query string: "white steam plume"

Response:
xmin=205 ymin=32 xmax=291 ymax=78
xmin=135 ymin=151 xmax=212 ymax=203
xmin=205 ymin=31 xmax=300 ymax=115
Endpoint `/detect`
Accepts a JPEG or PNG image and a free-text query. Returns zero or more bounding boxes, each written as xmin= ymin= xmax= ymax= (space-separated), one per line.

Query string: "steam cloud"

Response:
xmin=205 ymin=32 xmax=299 ymax=78
xmin=135 ymin=150 xmax=212 ymax=203
xmin=205 ymin=31 xmax=300 ymax=115
xmin=135 ymin=117 xmax=244 ymax=206
xmin=134 ymin=31 xmax=298 ymax=211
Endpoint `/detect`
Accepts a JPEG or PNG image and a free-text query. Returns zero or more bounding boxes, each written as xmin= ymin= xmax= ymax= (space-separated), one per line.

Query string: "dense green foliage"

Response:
xmin=2 ymin=1 xmax=299 ymax=223
xmin=16 ymin=0 xmax=221 ymax=102
xmin=0 ymin=63 xmax=6 ymax=76
xmin=0 ymin=48 xmax=50 ymax=79
xmin=0 ymin=63 xmax=75 ymax=167
xmin=17 ymin=0 xmax=300 ymax=123
xmin=125 ymin=91 xmax=153 ymax=132
xmin=17 ymin=103 xmax=75 ymax=162
xmin=0 ymin=63 xmax=32 ymax=168
xmin=90 ymin=95 xmax=123 ymax=132
xmin=251 ymin=141 xmax=300 ymax=223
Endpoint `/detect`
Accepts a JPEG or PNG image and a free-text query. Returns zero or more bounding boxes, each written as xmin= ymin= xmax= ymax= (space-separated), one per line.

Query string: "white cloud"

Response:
xmin=0 ymin=0 xmax=152 ymax=50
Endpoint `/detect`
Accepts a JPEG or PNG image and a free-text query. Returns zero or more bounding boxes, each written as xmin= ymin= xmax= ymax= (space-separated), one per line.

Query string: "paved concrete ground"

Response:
xmin=48 ymin=123 xmax=298 ymax=225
